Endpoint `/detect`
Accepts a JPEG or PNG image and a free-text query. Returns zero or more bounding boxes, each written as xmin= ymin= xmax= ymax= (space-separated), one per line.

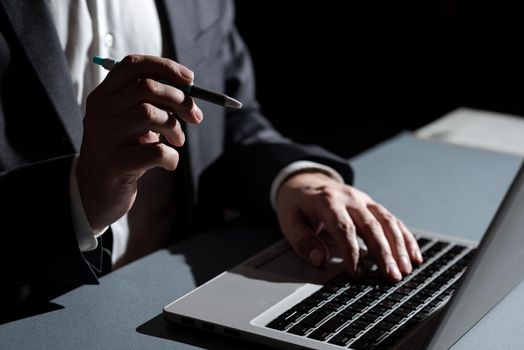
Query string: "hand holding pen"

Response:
xmin=76 ymin=55 xmax=207 ymax=231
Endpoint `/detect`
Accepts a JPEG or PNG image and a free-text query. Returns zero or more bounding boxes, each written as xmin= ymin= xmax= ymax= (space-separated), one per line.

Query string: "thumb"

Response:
xmin=284 ymin=218 xmax=329 ymax=267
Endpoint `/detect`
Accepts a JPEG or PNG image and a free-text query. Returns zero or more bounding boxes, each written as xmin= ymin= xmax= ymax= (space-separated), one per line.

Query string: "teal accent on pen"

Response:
xmin=92 ymin=56 xmax=105 ymax=66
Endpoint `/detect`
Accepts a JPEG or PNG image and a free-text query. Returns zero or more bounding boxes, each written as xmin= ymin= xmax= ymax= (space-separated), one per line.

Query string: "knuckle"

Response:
xmin=350 ymin=250 xmax=360 ymax=260
xmin=122 ymin=54 xmax=141 ymax=65
xmin=176 ymin=132 xmax=186 ymax=147
xmin=140 ymin=103 xmax=156 ymax=123
xmin=337 ymin=221 xmax=356 ymax=235
xmin=382 ymin=211 xmax=396 ymax=223
xmin=173 ymin=89 xmax=186 ymax=104
xmin=162 ymin=58 xmax=179 ymax=75
xmin=152 ymin=143 xmax=168 ymax=160
xmin=380 ymin=248 xmax=393 ymax=259
xmin=154 ymin=145 xmax=179 ymax=170
xmin=140 ymin=79 xmax=159 ymax=95
xmin=363 ymin=219 xmax=382 ymax=234
xmin=319 ymin=186 xmax=338 ymax=204
xmin=167 ymin=113 xmax=178 ymax=128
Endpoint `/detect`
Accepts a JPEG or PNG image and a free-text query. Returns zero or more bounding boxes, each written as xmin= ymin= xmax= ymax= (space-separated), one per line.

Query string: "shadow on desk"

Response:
xmin=166 ymin=218 xmax=281 ymax=286
xmin=136 ymin=218 xmax=281 ymax=349
xmin=0 ymin=301 xmax=64 ymax=325
xmin=137 ymin=313 xmax=273 ymax=350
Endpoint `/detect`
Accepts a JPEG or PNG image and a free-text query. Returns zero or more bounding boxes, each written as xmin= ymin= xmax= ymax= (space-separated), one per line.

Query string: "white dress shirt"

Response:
xmin=47 ymin=0 xmax=344 ymax=266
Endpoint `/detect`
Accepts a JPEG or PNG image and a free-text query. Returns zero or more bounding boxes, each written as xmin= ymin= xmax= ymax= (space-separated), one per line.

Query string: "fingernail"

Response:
xmin=414 ymin=249 xmax=423 ymax=263
xmin=309 ymin=248 xmax=324 ymax=266
xmin=195 ymin=105 xmax=203 ymax=123
xmin=400 ymin=255 xmax=412 ymax=274
xmin=179 ymin=65 xmax=194 ymax=80
xmin=386 ymin=263 xmax=402 ymax=282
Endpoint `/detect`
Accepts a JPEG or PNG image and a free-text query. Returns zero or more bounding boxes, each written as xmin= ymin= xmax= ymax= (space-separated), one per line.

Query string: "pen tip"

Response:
xmin=225 ymin=96 xmax=242 ymax=109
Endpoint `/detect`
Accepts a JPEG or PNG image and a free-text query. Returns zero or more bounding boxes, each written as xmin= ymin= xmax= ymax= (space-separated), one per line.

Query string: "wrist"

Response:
xmin=276 ymin=170 xmax=338 ymax=210
xmin=76 ymin=153 xmax=136 ymax=231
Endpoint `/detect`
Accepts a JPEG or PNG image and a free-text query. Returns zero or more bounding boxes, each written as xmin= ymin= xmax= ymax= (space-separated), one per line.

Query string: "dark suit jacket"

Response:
xmin=0 ymin=0 xmax=353 ymax=310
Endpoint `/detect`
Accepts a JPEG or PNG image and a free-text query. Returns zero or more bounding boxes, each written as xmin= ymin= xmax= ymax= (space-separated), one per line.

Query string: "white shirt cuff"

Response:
xmin=69 ymin=155 xmax=109 ymax=252
xmin=270 ymin=160 xmax=346 ymax=210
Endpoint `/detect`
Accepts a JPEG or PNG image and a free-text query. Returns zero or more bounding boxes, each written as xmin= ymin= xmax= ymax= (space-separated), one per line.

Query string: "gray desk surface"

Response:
xmin=1 ymin=133 xmax=523 ymax=349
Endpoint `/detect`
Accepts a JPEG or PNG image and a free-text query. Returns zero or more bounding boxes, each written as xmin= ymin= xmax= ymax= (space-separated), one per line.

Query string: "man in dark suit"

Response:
xmin=0 ymin=0 xmax=422 ymax=317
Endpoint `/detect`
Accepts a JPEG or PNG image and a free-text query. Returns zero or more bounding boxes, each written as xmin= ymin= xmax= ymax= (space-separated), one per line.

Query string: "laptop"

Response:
xmin=164 ymin=162 xmax=524 ymax=350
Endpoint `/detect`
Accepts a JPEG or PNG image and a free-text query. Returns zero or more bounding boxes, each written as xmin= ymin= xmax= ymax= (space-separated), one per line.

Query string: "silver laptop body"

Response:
xmin=164 ymin=163 xmax=524 ymax=350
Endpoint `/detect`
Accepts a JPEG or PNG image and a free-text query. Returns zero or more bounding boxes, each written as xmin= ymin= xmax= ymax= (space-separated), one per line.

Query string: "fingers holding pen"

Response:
xmin=120 ymin=104 xmax=185 ymax=147
xmin=100 ymin=78 xmax=203 ymax=125
xmin=99 ymin=55 xmax=194 ymax=93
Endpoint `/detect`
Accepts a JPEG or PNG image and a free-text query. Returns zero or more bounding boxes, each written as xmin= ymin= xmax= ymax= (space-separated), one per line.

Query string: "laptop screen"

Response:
xmin=426 ymin=162 xmax=524 ymax=349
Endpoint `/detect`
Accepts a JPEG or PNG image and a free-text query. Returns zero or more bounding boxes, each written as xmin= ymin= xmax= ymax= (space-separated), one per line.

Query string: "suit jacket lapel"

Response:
xmin=159 ymin=0 xmax=202 ymax=199
xmin=0 ymin=0 xmax=83 ymax=152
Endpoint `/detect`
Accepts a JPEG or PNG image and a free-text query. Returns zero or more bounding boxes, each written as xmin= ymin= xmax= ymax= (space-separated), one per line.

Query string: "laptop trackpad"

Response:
xmin=255 ymin=246 xmax=345 ymax=283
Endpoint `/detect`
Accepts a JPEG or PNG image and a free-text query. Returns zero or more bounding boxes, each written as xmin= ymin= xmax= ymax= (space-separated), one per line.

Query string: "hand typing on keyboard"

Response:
xmin=276 ymin=171 xmax=423 ymax=283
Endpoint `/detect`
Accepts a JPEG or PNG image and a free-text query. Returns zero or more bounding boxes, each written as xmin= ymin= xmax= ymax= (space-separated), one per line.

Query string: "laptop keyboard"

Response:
xmin=265 ymin=237 xmax=476 ymax=349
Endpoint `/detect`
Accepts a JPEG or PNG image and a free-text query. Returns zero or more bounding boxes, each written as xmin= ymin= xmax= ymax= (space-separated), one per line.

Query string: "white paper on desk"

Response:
xmin=415 ymin=107 xmax=524 ymax=156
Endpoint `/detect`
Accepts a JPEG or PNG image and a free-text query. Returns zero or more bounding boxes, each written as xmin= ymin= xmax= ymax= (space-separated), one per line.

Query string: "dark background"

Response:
xmin=234 ymin=1 xmax=524 ymax=158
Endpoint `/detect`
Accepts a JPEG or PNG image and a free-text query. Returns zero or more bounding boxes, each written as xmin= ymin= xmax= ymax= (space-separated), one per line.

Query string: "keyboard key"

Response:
xmin=366 ymin=289 xmax=385 ymax=299
xmin=392 ymin=306 xmax=412 ymax=317
xmin=351 ymin=283 xmax=371 ymax=292
xmin=323 ymin=300 xmax=344 ymax=311
xmin=307 ymin=328 xmax=333 ymax=341
xmin=375 ymin=319 xmax=396 ymax=331
xmin=350 ymin=319 xmax=373 ymax=331
xmin=341 ymin=324 xmax=362 ymax=337
xmin=311 ymin=289 xmax=334 ymax=300
xmin=417 ymin=287 xmax=435 ymax=298
xmin=266 ymin=317 xmax=293 ymax=331
xmin=383 ymin=313 xmax=404 ymax=324
xmin=281 ymin=309 xmax=305 ymax=322
xmin=347 ymin=300 xmax=368 ymax=312
xmin=339 ymin=306 xmax=359 ymax=319
xmin=377 ymin=299 xmax=398 ymax=309
xmin=388 ymin=292 xmax=406 ymax=302
xmin=403 ymin=281 xmax=419 ymax=289
xmin=410 ymin=293 xmax=430 ymax=304
xmin=341 ymin=288 xmax=362 ymax=298
xmin=410 ymin=274 xmax=428 ymax=283
xmin=432 ymin=242 xmax=450 ymax=251
xmin=302 ymin=296 xmax=323 ymax=307
xmin=360 ymin=327 xmax=388 ymax=341
xmin=374 ymin=284 xmax=394 ymax=293
xmin=322 ymin=315 xmax=350 ymax=332
xmin=300 ymin=308 xmax=332 ymax=327
xmin=358 ymin=312 xmax=380 ymax=323
xmin=416 ymin=237 xmax=430 ymax=248
xmin=329 ymin=333 xmax=354 ymax=346
xmin=368 ymin=305 xmax=388 ymax=317
xmin=288 ymin=323 xmax=311 ymax=336
xmin=350 ymin=338 xmax=374 ymax=350
xmin=403 ymin=299 xmax=423 ymax=310
xmin=396 ymin=286 xmax=414 ymax=295
xmin=292 ymin=302 xmax=315 ymax=314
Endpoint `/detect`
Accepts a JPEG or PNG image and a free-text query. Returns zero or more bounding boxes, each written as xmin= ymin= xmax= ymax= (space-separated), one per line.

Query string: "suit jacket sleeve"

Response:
xmin=0 ymin=155 xmax=101 ymax=312
xmin=210 ymin=1 xmax=354 ymax=221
